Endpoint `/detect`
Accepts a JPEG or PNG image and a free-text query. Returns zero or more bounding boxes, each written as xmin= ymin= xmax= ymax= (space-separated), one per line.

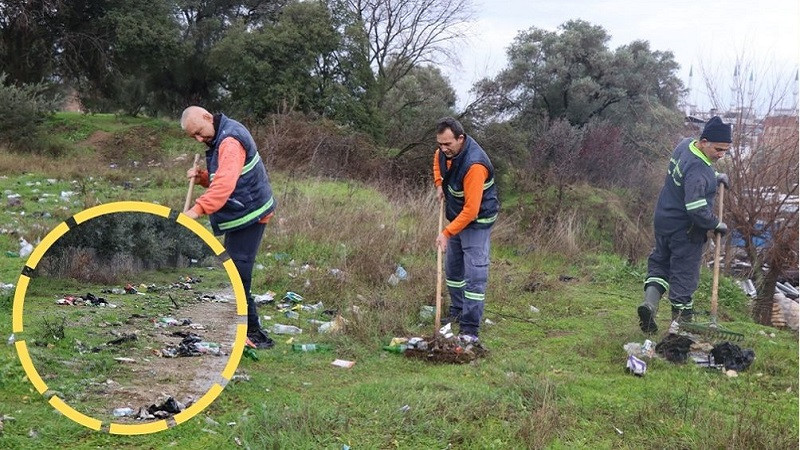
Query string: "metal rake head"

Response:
xmin=679 ymin=322 xmax=744 ymax=342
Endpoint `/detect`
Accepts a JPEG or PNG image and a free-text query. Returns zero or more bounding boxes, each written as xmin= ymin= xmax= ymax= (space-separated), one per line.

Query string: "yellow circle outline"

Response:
xmin=11 ymin=201 xmax=248 ymax=435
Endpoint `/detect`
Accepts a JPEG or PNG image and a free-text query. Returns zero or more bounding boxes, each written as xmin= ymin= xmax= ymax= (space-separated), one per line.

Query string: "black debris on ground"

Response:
xmin=655 ymin=334 xmax=695 ymax=363
xmin=711 ymin=341 xmax=756 ymax=372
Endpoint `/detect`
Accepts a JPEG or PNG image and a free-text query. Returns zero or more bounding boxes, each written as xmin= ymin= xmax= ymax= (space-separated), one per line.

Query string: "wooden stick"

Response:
xmin=710 ymin=184 xmax=725 ymax=325
xmin=435 ymin=199 xmax=444 ymax=333
xmin=183 ymin=154 xmax=201 ymax=212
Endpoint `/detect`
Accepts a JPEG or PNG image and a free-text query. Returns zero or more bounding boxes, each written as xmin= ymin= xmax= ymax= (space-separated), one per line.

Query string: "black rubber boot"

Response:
xmin=638 ymin=285 xmax=662 ymax=333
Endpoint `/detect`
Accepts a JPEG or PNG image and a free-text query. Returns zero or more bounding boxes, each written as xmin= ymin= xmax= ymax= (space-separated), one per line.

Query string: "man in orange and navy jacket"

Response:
xmin=433 ymin=117 xmax=499 ymax=343
xmin=181 ymin=106 xmax=276 ymax=349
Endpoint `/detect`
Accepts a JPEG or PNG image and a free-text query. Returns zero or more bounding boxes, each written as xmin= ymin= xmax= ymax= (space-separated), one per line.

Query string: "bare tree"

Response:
xmin=701 ymin=59 xmax=799 ymax=325
xmin=336 ymin=0 xmax=473 ymax=106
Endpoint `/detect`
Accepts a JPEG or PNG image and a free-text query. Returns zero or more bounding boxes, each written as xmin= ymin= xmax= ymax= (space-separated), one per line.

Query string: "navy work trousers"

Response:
xmin=224 ymin=222 xmax=266 ymax=331
xmin=445 ymin=226 xmax=492 ymax=336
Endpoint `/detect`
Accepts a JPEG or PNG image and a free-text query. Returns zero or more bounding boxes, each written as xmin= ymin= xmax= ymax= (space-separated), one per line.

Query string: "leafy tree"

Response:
xmin=208 ymin=1 xmax=339 ymax=117
xmin=475 ymin=20 xmax=683 ymax=132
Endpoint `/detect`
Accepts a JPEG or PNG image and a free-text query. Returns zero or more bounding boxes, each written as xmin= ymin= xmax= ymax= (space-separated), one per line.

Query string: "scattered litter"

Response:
xmin=613 ymin=426 xmax=623 ymax=435
xmin=626 ymin=355 xmax=646 ymax=376
xmin=399 ymin=405 xmax=411 ymax=413
xmin=419 ymin=305 xmax=435 ymax=321
xmin=201 ymin=428 xmax=219 ymax=435
xmin=282 ymin=291 xmax=304 ymax=303
xmin=329 ymin=268 xmax=344 ymax=279
xmin=284 ymin=310 xmax=300 ymax=320
xmin=331 ymin=359 xmax=355 ymax=369
xmin=0 ymin=282 xmax=14 ymax=290
xmin=114 ymin=357 xmax=136 ymax=363
xmin=262 ymin=315 xmax=272 ymax=321
xmin=725 ymin=369 xmax=738 ymax=378
xmin=529 ymin=305 xmax=540 ymax=313
xmin=438 ymin=322 xmax=453 ymax=339
xmin=623 ymin=340 xmax=654 ymax=359
xmin=242 ymin=346 xmax=259 ymax=361
xmin=232 ymin=373 xmax=251 ymax=382
xmin=253 ymin=291 xmax=275 ymax=304
xmin=19 ymin=239 xmax=33 ymax=258
xmin=484 ymin=318 xmax=495 ymax=325
xmin=301 ymin=301 xmax=324 ymax=312
xmin=113 ymin=407 xmax=135 ymax=417
xmin=204 ymin=416 xmax=220 ymax=427
xmin=234 ymin=437 xmax=242 ymax=446
xmin=255 ymin=264 xmax=265 ymax=270
xmin=60 ymin=191 xmax=75 ymax=201
xmin=7 ymin=333 xmax=15 ymax=345
xmin=161 ymin=334 xmax=221 ymax=357
xmin=28 ymin=429 xmax=39 ymax=439
xmin=144 ymin=396 xmax=185 ymax=419
xmin=388 ymin=265 xmax=408 ymax=286
xmin=107 ymin=334 xmax=137 ymax=346
xmin=269 ymin=324 xmax=302 ymax=335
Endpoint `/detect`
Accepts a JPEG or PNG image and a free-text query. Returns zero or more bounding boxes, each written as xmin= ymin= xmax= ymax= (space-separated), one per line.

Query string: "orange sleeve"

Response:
xmin=433 ymin=149 xmax=443 ymax=187
xmin=443 ymin=164 xmax=489 ymax=238
xmin=191 ymin=137 xmax=245 ymax=216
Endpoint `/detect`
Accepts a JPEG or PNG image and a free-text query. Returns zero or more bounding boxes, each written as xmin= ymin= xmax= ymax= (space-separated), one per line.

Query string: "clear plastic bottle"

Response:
xmin=270 ymin=323 xmax=303 ymax=334
xmin=292 ymin=343 xmax=331 ymax=352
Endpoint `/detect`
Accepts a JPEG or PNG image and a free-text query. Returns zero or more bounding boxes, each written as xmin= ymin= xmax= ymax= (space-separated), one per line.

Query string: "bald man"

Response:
xmin=181 ymin=106 xmax=276 ymax=349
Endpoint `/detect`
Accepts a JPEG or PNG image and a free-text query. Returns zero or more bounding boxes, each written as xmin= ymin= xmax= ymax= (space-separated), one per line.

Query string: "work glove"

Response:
xmin=716 ymin=173 xmax=730 ymax=189
xmin=714 ymin=222 xmax=728 ymax=236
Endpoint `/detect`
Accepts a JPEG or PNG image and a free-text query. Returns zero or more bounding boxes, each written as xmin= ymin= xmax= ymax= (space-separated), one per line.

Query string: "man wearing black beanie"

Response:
xmin=637 ymin=116 xmax=732 ymax=333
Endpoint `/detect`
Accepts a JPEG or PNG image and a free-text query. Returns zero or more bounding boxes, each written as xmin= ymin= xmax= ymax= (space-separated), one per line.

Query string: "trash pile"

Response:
xmin=160 ymin=332 xmax=221 ymax=358
xmin=624 ymin=330 xmax=756 ymax=377
xmin=383 ymin=324 xmax=487 ymax=364
xmin=113 ymin=396 xmax=190 ymax=420
xmin=56 ymin=293 xmax=117 ymax=308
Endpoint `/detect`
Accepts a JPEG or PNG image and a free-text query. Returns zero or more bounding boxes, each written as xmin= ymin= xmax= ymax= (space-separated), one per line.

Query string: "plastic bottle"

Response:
xmin=112 ymin=407 xmax=134 ymax=417
xmin=383 ymin=344 xmax=409 ymax=353
xmin=292 ymin=343 xmax=331 ymax=352
xmin=270 ymin=324 xmax=303 ymax=335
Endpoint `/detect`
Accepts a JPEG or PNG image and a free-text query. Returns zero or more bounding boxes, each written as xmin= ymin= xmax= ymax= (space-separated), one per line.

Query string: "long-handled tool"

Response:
xmin=434 ymin=198 xmax=444 ymax=334
xmin=681 ymin=184 xmax=744 ymax=341
xmin=183 ymin=154 xmax=201 ymax=212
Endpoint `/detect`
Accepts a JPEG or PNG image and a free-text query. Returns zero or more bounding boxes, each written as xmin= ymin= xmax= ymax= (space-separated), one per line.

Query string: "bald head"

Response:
xmin=181 ymin=106 xmax=215 ymax=144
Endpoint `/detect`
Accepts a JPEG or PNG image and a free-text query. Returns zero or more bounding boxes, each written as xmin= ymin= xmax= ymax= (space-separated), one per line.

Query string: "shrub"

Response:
xmin=0 ymin=74 xmax=62 ymax=152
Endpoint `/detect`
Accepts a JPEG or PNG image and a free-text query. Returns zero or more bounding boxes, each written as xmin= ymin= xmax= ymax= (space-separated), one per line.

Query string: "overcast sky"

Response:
xmin=446 ymin=0 xmax=800 ymax=112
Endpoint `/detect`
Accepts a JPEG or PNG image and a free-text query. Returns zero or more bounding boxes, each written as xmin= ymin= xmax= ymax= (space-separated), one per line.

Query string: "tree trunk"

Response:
xmin=753 ymin=265 xmax=779 ymax=325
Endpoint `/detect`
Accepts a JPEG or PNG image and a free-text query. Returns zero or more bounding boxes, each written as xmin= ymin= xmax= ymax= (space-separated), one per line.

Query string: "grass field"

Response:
xmin=0 ymin=113 xmax=796 ymax=449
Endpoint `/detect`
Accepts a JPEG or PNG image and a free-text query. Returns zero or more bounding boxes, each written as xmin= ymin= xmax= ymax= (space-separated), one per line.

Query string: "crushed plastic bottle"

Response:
xmin=292 ymin=343 xmax=331 ymax=352
xmin=112 ymin=407 xmax=134 ymax=417
xmin=270 ymin=324 xmax=302 ymax=335
xmin=284 ymin=310 xmax=300 ymax=320
xmin=19 ymin=239 xmax=33 ymax=258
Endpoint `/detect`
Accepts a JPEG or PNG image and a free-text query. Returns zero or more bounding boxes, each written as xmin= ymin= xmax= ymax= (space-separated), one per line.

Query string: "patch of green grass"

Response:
xmin=0 ymin=114 xmax=796 ymax=448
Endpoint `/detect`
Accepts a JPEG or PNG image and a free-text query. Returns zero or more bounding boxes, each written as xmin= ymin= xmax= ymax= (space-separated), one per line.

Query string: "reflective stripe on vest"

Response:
xmin=447 ymin=177 xmax=496 ymax=198
xmin=209 ymin=152 xmax=262 ymax=182
xmin=217 ymin=196 xmax=274 ymax=231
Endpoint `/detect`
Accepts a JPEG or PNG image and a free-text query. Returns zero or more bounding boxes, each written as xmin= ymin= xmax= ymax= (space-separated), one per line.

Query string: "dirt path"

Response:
xmin=80 ymin=289 xmax=240 ymax=422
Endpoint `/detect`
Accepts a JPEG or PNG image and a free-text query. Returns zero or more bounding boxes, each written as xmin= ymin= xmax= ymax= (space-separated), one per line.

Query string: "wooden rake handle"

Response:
xmin=183 ymin=154 xmax=201 ymax=212
xmin=710 ymin=184 xmax=725 ymax=323
xmin=434 ymin=198 xmax=444 ymax=333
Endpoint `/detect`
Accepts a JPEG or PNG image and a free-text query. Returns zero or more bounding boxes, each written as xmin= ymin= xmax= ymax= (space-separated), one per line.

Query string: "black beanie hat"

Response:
xmin=700 ymin=116 xmax=732 ymax=143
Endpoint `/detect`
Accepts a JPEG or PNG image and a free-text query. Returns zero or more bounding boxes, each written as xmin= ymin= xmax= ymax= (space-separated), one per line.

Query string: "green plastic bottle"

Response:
xmin=292 ymin=343 xmax=332 ymax=352
xmin=382 ymin=344 xmax=408 ymax=353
